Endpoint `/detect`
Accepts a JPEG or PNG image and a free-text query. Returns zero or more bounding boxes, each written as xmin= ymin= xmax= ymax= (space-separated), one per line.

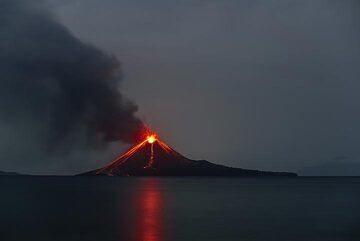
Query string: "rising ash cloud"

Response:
xmin=0 ymin=0 xmax=144 ymax=174
xmin=52 ymin=0 xmax=360 ymax=174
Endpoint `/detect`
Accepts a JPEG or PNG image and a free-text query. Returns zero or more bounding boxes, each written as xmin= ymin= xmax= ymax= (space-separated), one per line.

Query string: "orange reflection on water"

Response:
xmin=131 ymin=178 xmax=164 ymax=241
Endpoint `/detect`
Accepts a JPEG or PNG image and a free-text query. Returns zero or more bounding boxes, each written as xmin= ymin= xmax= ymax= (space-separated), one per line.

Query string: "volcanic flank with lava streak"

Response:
xmin=82 ymin=133 xmax=297 ymax=176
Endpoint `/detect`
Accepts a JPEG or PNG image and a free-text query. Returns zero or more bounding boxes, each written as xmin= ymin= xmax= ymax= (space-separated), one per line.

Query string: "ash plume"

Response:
xmin=0 ymin=0 xmax=144 ymax=172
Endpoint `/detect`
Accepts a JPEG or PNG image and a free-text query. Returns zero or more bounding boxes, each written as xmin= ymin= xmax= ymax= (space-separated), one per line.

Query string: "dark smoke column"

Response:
xmin=0 ymin=0 xmax=144 ymax=150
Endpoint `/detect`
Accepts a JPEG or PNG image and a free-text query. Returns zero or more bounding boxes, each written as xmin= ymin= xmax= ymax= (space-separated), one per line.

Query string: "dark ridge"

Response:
xmin=0 ymin=170 xmax=21 ymax=176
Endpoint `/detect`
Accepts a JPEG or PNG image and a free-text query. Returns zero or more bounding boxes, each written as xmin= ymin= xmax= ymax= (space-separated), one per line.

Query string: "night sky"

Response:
xmin=1 ymin=0 xmax=359 ymax=175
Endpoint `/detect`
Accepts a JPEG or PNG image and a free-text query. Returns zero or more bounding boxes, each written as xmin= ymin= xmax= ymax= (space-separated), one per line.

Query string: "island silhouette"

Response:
xmin=81 ymin=134 xmax=297 ymax=177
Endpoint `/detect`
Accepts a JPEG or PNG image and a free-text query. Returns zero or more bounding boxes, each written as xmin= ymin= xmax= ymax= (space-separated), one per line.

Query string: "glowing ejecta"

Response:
xmin=147 ymin=134 xmax=156 ymax=144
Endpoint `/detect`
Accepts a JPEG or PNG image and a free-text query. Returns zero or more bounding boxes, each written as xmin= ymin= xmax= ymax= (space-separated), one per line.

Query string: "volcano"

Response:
xmin=82 ymin=134 xmax=297 ymax=176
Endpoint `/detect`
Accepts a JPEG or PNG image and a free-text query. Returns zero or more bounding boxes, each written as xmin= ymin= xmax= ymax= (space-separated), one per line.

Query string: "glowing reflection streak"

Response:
xmin=136 ymin=179 xmax=163 ymax=241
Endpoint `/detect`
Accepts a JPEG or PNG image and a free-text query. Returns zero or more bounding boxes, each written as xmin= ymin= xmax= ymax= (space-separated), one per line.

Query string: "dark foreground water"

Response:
xmin=0 ymin=177 xmax=359 ymax=241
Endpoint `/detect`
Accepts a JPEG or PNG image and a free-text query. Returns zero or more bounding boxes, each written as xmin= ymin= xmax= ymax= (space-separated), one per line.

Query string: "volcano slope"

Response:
xmin=81 ymin=136 xmax=297 ymax=177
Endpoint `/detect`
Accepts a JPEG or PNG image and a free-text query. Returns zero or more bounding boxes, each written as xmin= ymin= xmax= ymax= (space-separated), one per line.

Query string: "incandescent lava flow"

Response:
xmin=82 ymin=130 xmax=297 ymax=177
xmin=93 ymin=132 xmax=190 ymax=176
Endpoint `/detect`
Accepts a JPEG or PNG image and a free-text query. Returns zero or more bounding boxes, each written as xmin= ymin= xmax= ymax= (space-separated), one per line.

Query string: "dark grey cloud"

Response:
xmin=0 ymin=0 xmax=144 ymax=174
xmin=51 ymin=0 xmax=360 ymax=175
xmin=1 ymin=0 xmax=360 ymax=175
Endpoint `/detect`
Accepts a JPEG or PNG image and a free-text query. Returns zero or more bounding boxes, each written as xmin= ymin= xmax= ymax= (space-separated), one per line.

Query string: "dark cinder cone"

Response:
xmin=81 ymin=136 xmax=297 ymax=177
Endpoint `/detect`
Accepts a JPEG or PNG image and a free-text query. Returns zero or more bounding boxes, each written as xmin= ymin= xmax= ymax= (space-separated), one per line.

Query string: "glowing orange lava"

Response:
xmin=96 ymin=130 xmax=187 ymax=175
xmin=144 ymin=134 xmax=156 ymax=168
xmin=147 ymin=134 xmax=157 ymax=144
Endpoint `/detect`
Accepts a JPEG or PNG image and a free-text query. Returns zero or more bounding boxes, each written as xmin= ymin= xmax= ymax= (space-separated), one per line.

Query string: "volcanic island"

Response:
xmin=81 ymin=133 xmax=297 ymax=177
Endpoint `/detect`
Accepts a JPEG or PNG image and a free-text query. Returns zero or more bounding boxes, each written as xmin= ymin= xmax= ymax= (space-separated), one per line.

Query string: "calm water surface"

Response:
xmin=0 ymin=177 xmax=359 ymax=241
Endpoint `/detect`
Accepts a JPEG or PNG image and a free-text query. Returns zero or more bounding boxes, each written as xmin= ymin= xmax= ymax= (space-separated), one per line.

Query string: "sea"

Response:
xmin=0 ymin=176 xmax=359 ymax=241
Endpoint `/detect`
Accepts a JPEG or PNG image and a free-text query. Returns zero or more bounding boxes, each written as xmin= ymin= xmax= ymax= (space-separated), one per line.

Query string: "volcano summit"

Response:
xmin=82 ymin=133 xmax=297 ymax=176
